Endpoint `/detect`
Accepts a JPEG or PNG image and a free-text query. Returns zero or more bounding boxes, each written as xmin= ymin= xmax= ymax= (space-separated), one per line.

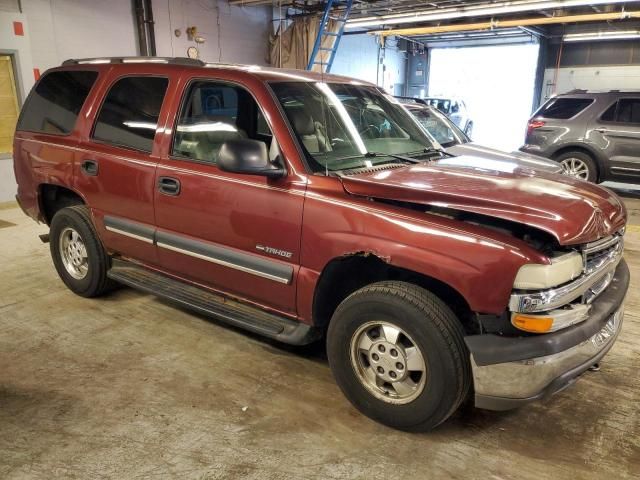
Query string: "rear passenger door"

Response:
xmin=595 ymin=98 xmax=640 ymax=180
xmin=76 ymin=71 xmax=174 ymax=266
xmin=153 ymin=77 xmax=305 ymax=316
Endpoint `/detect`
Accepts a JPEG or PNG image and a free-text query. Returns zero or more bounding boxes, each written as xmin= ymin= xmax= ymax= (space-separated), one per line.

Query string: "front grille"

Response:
xmin=582 ymin=232 xmax=624 ymax=274
xmin=580 ymin=231 xmax=624 ymax=303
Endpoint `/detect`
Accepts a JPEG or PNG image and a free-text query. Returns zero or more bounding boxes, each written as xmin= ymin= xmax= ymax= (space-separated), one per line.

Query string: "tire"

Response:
xmin=555 ymin=150 xmax=598 ymax=183
xmin=327 ymin=281 xmax=471 ymax=431
xmin=49 ymin=205 xmax=115 ymax=297
xmin=464 ymin=121 xmax=473 ymax=137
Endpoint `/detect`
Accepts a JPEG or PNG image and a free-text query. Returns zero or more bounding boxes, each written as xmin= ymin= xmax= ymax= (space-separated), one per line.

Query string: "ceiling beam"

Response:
xmin=373 ymin=10 xmax=640 ymax=37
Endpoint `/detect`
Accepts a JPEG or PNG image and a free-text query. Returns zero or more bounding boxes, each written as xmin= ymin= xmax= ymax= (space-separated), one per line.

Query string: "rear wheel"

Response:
xmin=50 ymin=205 xmax=115 ymax=297
xmin=327 ymin=281 xmax=470 ymax=431
xmin=555 ymin=150 xmax=598 ymax=182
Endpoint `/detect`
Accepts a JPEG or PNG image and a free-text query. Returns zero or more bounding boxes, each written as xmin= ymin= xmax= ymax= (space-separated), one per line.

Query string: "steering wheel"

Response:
xmin=358 ymin=124 xmax=380 ymax=138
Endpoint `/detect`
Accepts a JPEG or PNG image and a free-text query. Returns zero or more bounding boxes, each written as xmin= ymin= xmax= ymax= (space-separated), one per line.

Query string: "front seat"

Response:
xmin=288 ymin=108 xmax=331 ymax=154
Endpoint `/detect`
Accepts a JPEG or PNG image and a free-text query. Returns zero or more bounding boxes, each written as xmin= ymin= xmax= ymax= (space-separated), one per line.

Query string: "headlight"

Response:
xmin=513 ymin=252 xmax=583 ymax=290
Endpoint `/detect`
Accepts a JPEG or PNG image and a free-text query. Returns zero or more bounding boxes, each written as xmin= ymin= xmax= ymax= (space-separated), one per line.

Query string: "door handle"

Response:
xmin=594 ymin=127 xmax=610 ymax=134
xmin=81 ymin=159 xmax=99 ymax=176
xmin=158 ymin=176 xmax=181 ymax=196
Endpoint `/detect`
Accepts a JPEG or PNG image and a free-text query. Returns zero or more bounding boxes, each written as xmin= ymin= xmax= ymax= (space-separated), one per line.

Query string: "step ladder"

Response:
xmin=306 ymin=0 xmax=354 ymax=73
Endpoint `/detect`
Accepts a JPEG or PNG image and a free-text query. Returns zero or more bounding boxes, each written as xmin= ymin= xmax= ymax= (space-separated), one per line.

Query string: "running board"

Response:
xmin=107 ymin=259 xmax=319 ymax=345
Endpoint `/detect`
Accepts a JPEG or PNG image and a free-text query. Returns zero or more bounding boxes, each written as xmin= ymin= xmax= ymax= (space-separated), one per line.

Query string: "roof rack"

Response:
xmin=394 ymin=96 xmax=428 ymax=105
xmin=62 ymin=57 xmax=206 ymax=67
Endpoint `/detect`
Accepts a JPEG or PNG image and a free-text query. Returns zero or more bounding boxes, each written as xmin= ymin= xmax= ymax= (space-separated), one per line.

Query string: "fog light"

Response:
xmin=512 ymin=314 xmax=553 ymax=333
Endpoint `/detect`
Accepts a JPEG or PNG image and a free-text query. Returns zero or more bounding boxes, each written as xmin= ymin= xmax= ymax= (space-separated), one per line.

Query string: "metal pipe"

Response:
xmin=373 ymin=10 xmax=640 ymax=37
xmin=133 ymin=0 xmax=156 ymax=56
xmin=143 ymin=0 xmax=157 ymax=57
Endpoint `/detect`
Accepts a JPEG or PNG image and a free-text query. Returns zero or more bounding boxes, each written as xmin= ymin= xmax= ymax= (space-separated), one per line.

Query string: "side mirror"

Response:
xmin=218 ymin=139 xmax=286 ymax=179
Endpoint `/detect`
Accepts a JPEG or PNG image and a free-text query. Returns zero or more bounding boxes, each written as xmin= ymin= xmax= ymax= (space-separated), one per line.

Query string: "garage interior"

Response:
xmin=1 ymin=0 xmax=640 ymax=478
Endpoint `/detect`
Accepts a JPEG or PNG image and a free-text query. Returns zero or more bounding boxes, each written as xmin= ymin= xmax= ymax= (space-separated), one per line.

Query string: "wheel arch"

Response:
xmin=39 ymin=183 xmax=87 ymax=225
xmin=312 ymin=252 xmax=475 ymax=335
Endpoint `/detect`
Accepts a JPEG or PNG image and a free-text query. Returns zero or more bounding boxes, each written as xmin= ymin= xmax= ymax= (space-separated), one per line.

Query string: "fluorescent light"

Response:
xmin=563 ymin=30 xmax=640 ymax=41
xmin=346 ymin=0 xmax=636 ymax=29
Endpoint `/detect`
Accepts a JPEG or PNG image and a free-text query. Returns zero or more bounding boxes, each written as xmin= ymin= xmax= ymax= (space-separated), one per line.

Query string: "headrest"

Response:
xmin=288 ymin=108 xmax=315 ymax=136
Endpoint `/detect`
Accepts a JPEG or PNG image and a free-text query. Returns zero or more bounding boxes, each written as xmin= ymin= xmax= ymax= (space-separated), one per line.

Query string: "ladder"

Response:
xmin=306 ymin=0 xmax=354 ymax=73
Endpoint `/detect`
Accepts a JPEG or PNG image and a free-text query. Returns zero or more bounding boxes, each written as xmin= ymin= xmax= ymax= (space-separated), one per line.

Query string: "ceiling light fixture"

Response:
xmin=346 ymin=0 xmax=636 ymax=29
xmin=563 ymin=30 xmax=640 ymax=41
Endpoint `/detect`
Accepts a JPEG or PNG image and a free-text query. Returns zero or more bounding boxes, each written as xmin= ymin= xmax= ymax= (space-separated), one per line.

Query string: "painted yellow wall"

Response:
xmin=0 ymin=56 xmax=20 ymax=154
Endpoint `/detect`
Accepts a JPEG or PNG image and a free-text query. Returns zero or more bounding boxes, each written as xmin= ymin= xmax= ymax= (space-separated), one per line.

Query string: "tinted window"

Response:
xmin=601 ymin=102 xmax=617 ymax=122
xmin=616 ymin=99 xmax=640 ymax=124
xmin=18 ymin=70 xmax=98 ymax=135
xmin=93 ymin=76 xmax=168 ymax=152
xmin=172 ymin=81 xmax=270 ymax=164
xmin=538 ymin=98 xmax=593 ymax=119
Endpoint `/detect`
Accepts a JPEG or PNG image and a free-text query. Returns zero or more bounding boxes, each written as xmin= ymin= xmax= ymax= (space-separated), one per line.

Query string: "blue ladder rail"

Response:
xmin=306 ymin=0 xmax=354 ymax=73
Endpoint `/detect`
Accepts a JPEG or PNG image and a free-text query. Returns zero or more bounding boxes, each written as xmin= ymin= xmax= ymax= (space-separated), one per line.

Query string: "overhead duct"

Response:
xmin=373 ymin=10 xmax=640 ymax=37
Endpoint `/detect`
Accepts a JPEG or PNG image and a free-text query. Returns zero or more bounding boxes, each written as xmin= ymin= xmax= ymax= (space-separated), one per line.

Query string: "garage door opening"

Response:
xmin=428 ymin=43 xmax=539 ymax=152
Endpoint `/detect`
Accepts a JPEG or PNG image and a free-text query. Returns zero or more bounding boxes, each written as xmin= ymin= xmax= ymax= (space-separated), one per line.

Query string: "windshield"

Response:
xmin=407 ymin=106 xmax=469 ymax=148
xmin=269 ymin=82 xmax=440 ymax=173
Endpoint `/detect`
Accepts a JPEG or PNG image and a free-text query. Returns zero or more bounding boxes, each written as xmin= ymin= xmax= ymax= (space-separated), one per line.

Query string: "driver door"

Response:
xmin=153 ymin=77 xmax=305 ymax=315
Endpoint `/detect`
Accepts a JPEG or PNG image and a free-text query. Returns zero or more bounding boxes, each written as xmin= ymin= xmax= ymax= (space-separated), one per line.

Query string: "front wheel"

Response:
xmin=464 ymin=121 xmax=473 ymax=137
xmin=327 ymin=281 xmax=471 ymax=431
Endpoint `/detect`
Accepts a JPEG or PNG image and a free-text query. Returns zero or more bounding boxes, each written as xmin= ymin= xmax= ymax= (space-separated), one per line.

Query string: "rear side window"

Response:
xmin=616 ymin=99 xmax=640 ymax=124
xmin=92 ymin=76 xmax=169 ymax=153
xmin=18 ymin=70 xmax=98 ymax=135
xmin=538 ymin=98 xmax=593 ymax=119
xmin=600 ymin=99 xmax=640 ymax=124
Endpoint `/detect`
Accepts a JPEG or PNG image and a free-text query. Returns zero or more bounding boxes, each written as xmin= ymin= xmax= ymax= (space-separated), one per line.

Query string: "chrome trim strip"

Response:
xmin=611 ymin=166 xmax=640 ymax=173
xmin=105 ymin=226 xmax=154 ymax=244
xmin=509 ymin=244 xmax=623 ymax=313
xmin=156 ymin=241 xmax=292 ymax=284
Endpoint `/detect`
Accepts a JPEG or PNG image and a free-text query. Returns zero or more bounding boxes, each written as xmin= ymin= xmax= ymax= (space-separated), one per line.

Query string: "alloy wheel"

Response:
xmin=59 ymin=227 xmax=89 ymax=280
xmin=560 ymin=157 xmax=590 ymax=180
xmin=350 ymin=321 xmax=427 ymax=405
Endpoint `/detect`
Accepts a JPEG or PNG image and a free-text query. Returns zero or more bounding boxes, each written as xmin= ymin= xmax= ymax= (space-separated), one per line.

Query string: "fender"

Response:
xmin=296 ymin=178 xmax=548 ymax=322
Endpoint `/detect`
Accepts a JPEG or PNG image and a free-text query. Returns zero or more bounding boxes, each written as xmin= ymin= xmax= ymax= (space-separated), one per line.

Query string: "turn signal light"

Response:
xmin=512 ymin=314 xmax=553 ymax=333
xmin=526 ymin=120 xmax=546 ymax=138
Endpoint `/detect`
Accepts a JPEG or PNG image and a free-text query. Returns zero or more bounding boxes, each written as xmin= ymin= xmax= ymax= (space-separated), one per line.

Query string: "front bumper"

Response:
xmin=466 ymin=260 xmax=629 ymax=411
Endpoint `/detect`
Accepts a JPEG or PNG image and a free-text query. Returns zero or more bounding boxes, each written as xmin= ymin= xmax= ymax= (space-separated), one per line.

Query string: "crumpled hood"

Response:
xmin=444 ymin=143 xmax=562 ymax=174
xmin=340 ymin=157 xmax=626 ymax=245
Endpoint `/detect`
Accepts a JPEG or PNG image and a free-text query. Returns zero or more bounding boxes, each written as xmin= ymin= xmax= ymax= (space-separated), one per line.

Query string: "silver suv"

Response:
xmin=521 ymin=91 xmax=640 ymax=183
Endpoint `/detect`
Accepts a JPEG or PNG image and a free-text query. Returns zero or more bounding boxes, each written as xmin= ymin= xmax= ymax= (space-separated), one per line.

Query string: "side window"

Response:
xmin=600 ymin=102 xmax=617 ymax=122
xmin=538 ymin=98 xmax=593 ymax=119
xmin=172 ymin=81 xmax=271 ymax=164
xmin=616 ymin=99 xmax=640 ymax=124
xmin=17 ymin=70 xmax=98 ymax=135
xmin=92 ymin=76 xmax=169 ymax=153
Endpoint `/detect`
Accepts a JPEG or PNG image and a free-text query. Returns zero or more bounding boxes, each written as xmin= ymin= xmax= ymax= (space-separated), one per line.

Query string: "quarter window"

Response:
xmin=17 ymin=70 xmax=98 ymax=135
xmin=92 ymin=76 xmax=169 ymax=153
xmin=538 ymin=98 xmax=593 ymax=119
xmin=172 ymin=81 xmax=272 ymax=164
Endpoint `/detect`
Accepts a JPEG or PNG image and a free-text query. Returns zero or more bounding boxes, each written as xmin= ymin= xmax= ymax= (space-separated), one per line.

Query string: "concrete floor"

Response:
xmin=1 ymin=198 xmax=639 ymax=480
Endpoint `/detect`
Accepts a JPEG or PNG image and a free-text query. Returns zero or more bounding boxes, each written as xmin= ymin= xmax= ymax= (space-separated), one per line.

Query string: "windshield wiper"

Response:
xmin=363 ymin=151 xmax=423 ymax=164
xmin=405 ymin=147 xmax=456 ymax=158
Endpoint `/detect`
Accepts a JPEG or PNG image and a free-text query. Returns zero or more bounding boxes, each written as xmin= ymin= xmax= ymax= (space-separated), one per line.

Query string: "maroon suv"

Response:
xmin=13 ymin=58 xmax=629 ymax=431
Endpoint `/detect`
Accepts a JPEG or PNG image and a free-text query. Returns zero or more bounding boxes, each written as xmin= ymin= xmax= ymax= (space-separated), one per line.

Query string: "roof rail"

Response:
xmin=62 ymin=57 xmax=205 ymax=67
